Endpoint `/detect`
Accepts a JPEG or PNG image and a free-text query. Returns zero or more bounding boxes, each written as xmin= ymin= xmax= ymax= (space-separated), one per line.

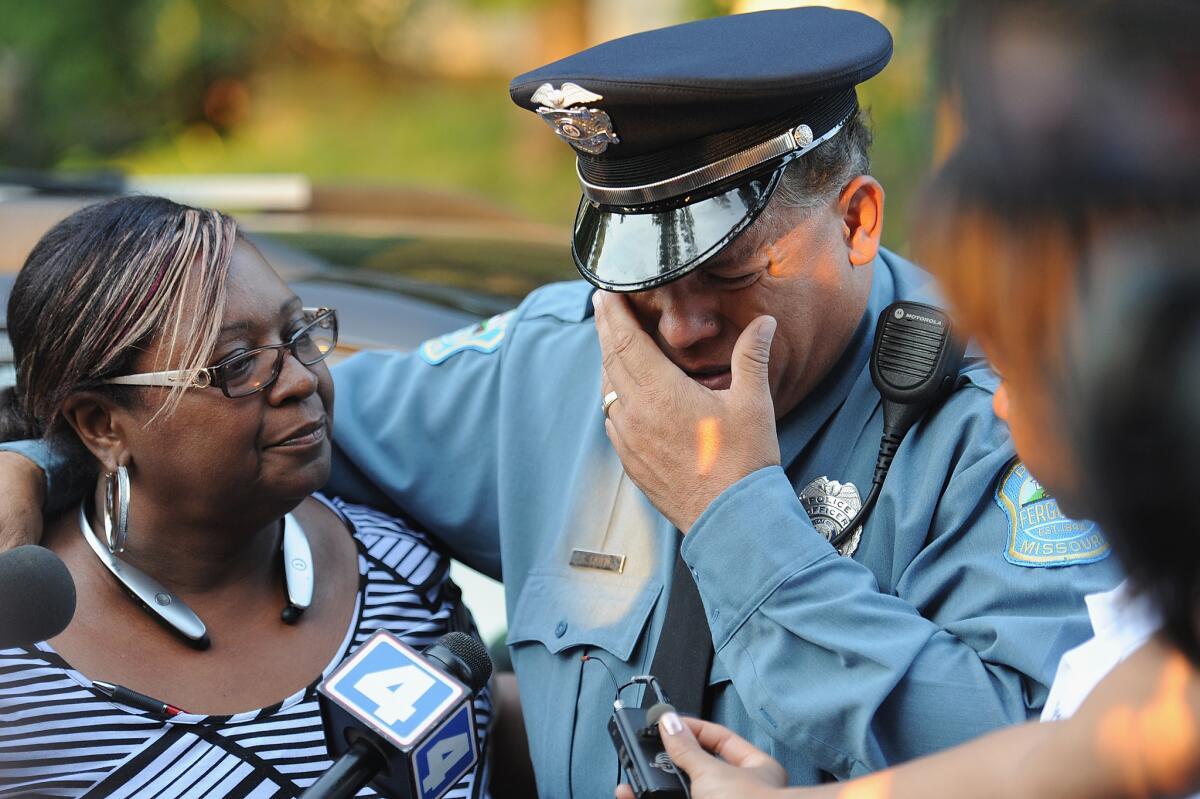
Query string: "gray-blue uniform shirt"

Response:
xmin=325 ymin=249 xmax=1121 ymax=794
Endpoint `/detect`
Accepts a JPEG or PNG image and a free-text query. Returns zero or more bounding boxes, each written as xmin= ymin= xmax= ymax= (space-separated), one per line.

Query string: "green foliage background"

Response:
xmin=0 ymin=0 xmax=951 ymax=251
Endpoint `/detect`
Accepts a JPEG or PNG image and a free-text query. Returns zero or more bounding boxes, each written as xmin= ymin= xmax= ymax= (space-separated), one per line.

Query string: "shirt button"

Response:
xmin=554 ymin=620 xmax=568 ymax=638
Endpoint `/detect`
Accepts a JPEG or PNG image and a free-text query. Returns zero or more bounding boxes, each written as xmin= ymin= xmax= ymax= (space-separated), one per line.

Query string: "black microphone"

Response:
xmin=832 ymin=301 xmax=965 ymax=548
xmin=610 ymin=675 xmax=690 ymax=798
xmin=303 ymin=630 xmax=493 ymax=799
xmin=0 ymin=545 xmax=77 ymax=649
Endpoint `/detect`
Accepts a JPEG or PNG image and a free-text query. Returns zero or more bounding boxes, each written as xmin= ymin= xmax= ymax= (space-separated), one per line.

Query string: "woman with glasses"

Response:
xmin=0 ymin=196 xmax=491 ymax=797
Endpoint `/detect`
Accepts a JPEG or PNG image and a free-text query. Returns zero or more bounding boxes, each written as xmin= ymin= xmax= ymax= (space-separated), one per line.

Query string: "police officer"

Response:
xmin=0 ymin=7 xmax=1121 ymax=796
xmin=333 ymin=7 xmax=1124 ymax=790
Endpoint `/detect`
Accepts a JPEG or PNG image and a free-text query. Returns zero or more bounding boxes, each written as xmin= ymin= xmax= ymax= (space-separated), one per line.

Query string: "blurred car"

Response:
xmin=0 ymin=172 xmax=575 ymax=388
xmin=0 ymin=173 xmax=574 ymax=650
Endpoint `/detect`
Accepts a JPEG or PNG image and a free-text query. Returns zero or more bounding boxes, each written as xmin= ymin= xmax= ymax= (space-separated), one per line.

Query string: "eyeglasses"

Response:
xmin=106 ymin=307 xmax=339 ymax=399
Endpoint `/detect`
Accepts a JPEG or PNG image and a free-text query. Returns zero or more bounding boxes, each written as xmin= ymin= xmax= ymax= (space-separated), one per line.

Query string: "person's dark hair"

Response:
xmin=920 ymin=0 xmax=1200 ymax=662
xmin=934 ymin=0 xmax=1200 ymax=222
xmin=1069 ymin=232 xmax=1200 ymax=664
xmin=766 ymin=108 xmax=873 ymax=216
xmin=0 ymin=196 xmax=237 ymax=468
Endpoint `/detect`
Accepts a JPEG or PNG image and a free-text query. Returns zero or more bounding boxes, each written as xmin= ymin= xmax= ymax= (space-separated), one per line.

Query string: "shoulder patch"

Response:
xmin=418 ymin=310 xmax=514 ymax=365
xmin=995 ymin=460 xmax=1110 ymax=568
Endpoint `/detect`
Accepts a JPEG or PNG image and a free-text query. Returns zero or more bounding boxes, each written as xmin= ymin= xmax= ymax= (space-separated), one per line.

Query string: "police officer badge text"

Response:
xmin=799 ymin=477 xmax=863 ymax=557
xmin=317 ymin=631 xmax=479 ymax=799
xmin=996 ymin=459 xmax=1110 ymax=567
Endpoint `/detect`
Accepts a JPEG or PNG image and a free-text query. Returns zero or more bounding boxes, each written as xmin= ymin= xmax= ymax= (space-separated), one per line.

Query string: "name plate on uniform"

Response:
xmin=570 ymin=549 xmax=626 ymax=573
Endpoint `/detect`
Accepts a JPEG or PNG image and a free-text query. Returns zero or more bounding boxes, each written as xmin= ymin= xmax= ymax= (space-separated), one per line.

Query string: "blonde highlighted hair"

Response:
xmin=1 ymin=196 xmax=237 ymax=442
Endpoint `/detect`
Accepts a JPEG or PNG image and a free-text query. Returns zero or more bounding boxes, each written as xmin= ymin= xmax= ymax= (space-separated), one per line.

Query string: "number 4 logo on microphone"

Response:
xmin=324 ymin=633 xmax=466 ymax=746
xmin=354 ymin=665 xmax=437 ymax=725
xmin=415 ymin=703 xmax=475 ymax=799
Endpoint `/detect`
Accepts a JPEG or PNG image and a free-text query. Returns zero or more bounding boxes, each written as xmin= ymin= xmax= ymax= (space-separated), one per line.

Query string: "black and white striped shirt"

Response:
xmin=0 ymin=497 xmax=492 ymax=798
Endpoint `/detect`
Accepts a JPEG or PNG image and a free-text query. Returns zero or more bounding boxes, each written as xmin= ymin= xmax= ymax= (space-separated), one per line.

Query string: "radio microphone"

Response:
xmin=303 ymin=630 xmax=493 ymax=799
xmin=610 ymin=675 xmax=690 ymax=798
xmin=0 ymin=545 xmax=76 ymax=650
xmin=832 ymin=301 xmax=965 ymax=548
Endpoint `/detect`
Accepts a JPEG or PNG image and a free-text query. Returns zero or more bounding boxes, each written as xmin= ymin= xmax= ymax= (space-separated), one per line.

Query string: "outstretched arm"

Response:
xmin=620 ymin=714 xmax=1050 ymax=799
xmin=628 ymin=639 xmax=1200 ymax=799
xmin=0 ymin=448 xmax=50 ymax=550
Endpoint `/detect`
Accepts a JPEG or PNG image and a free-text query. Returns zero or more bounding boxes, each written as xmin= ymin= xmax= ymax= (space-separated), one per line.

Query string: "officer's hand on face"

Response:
xmin=614 ymin=712 xmax=788 ymax=799
xmin=593 ymin=290 xmax=781 ymax=532
xmin=0 ymin=452 xmax=46 ymax=550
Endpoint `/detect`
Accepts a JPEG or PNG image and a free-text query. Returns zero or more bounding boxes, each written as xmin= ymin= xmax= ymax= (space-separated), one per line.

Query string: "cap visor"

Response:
xmin=572 ymin=171 xmax=779 ymax=292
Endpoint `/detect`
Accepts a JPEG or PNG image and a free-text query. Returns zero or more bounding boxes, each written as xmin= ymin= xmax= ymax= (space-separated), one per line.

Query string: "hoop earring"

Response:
xmin=103 ymin=466 xmax=130 ymax=554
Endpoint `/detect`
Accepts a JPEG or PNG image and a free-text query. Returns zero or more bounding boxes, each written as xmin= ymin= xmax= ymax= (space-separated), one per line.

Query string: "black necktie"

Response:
xmin=646 ymin=539 xmax=714 ymax=717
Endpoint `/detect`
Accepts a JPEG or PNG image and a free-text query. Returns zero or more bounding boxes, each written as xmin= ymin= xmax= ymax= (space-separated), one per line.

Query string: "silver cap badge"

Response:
xmin=798 ymin=476 xmax=863 ymax=557
xmin=792 ymin=124 xmax=814 ymax=148
xmin=531 ymin=82 xmax=620 ymax=155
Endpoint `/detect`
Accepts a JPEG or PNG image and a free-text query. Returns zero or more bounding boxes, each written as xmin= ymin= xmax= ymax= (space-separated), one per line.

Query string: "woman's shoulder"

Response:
xmin=308 ymin=494 xmax=449 ymax=590
xmin=1077 ymin=636 xmax=1200 ymax=718
xmin=1002 ymin=638 xmax=1200 ymax=798
xmin=311 ymin=495 xmax=436 ymax=547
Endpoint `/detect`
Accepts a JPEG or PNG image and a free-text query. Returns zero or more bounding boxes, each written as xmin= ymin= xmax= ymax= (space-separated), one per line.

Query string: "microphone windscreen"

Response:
xmin=645 ymin=702 xmax=677 ymax=728
xmin=0 ymin=546 xmax=76 ymax=649
xmin=438 ymin=631 xmax=493 ymax=692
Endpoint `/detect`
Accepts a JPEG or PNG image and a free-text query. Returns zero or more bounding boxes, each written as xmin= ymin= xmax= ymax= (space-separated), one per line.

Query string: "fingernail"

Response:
xmin=759 ymin=316 xmax=777 ymax=344
xmin=592 ymin=291 xmax=604 ymax=310
xmin=660 ymin=711 xmax=684 ymax=735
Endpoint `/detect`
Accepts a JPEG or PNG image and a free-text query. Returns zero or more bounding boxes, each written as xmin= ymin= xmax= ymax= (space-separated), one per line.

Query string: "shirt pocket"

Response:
xmin=506 ymin=570 xmax=662 ymax=798
xmin=508 ymin=570 xmax=660 ymax=657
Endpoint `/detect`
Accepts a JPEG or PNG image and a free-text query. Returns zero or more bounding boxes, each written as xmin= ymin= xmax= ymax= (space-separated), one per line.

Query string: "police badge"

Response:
xmin=530 ymin=82 xmax=620 ymax=155
xmin=798 ymin=476 xmax=863 ymax=557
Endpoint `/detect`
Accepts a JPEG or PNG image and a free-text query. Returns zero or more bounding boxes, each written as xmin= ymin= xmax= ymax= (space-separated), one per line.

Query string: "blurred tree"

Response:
xmin=0 ymin=0 xmax=257 ymax=168
xmin=0 ymin=0 xmax=586 ymax=169
xmin=0 ymin=0 xmax=956 ymax=251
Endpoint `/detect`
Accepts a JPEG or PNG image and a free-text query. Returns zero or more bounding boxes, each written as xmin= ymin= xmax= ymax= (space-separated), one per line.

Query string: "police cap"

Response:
xmin=510 ymin=7 xmax=892 ymax=292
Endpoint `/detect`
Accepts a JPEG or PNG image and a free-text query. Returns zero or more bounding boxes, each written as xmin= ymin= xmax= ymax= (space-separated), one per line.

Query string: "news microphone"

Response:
xmin=832 ymin=302 xmax=965 ymax=548
xmin=303 ymin=630 xmax=493 ymax=799
xmin=0 ymin=545 xmax=76 ymax=649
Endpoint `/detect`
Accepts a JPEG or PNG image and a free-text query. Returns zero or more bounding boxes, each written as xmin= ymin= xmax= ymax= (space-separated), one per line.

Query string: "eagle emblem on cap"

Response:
xmin=531 ymin=82 xmax=620 ymax=155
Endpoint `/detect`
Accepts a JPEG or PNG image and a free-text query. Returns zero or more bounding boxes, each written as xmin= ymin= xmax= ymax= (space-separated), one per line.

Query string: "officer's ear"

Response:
xmin=838 ymin=175 xmax=884 ymax=267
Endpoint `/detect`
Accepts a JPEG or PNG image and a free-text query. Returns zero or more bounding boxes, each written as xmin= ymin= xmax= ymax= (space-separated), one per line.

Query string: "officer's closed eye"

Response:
xmin=700 ymin=268 xmax=763 ymax=289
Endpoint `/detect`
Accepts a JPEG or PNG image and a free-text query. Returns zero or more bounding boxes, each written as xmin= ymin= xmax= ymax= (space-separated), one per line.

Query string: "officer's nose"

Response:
xmin=634 ymin=276 xmax=721 ymax=352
